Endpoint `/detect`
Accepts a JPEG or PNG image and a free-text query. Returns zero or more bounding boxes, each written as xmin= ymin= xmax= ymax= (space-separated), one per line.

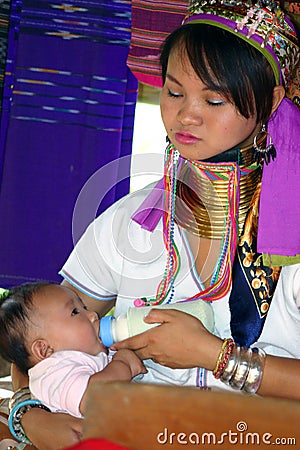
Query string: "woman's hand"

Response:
xmin=22 ymin=408 xmax=82 ymax=450
xmin=112 ymin=309 xmax=222 ymax=370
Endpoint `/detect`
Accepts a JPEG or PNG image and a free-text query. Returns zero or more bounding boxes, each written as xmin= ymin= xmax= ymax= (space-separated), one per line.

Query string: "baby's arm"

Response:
xmin=80 ymin=349 xmax=146 ymax=415
xmin=92 ymin=348 xmax=146 ymax=382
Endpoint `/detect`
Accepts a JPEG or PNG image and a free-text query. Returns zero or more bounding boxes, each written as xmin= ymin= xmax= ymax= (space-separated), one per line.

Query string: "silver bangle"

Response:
xmin=8 ymin=387 xmax=31 ymax=413
xmin=229 ymin=347 xmax=252 ymax=390
xmin=220 ymin=345 xmax=240 ymax=384
xmin=243 ymin=347 xmax=266 ymax=394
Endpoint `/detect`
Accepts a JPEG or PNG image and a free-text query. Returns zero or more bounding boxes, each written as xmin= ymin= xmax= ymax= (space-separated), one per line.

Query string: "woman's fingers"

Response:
xmin=111 ymin=309 xmax=176 ymax=352
xmin=111 ymin=310 xmax=195 ymax=360
xmin=111 ymin=333 xmax=149 ymax=353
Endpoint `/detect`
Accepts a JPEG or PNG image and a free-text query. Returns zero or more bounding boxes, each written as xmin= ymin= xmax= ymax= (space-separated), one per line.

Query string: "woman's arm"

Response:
xmin=112 ymin=308 xmax=300 ymax=401
xmin=21 ymin=409 xmax=82 ymax=450
xmin=10 ymin=376 xmax=82 ymax=450
xmin=258 ymin=355 xmax=300 ymax=400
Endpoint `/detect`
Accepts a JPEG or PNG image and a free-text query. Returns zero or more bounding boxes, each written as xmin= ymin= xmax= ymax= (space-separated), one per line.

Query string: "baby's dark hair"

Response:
xmin=0 ymin=281 xmax=52 ymax=374
xmin=160 ymin=24 xmax=277 ymax=124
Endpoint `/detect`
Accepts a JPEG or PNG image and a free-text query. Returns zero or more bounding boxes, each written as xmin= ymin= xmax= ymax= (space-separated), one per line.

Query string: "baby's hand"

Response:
xmin=112 ymin=348 xmax=147 ymax=378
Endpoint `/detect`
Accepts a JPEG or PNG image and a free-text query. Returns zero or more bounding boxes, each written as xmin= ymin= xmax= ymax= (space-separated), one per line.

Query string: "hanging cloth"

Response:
xmin=0 ymin=0 xmax=137 ymax=288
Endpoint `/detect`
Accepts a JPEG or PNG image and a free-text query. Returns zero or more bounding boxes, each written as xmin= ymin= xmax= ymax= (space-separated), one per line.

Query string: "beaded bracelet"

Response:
xmin=8 ymin=387 xmax=50 ymax=445
xmin=213 ymin=338 xmax=228 ymax=377
xmin=213 ymin=338 xmax=235 ymax=379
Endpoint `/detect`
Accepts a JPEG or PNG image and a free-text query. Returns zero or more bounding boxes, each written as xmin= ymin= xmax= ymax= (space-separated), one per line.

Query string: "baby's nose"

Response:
xmin=88 ymin=310 xmax=99 ymax=322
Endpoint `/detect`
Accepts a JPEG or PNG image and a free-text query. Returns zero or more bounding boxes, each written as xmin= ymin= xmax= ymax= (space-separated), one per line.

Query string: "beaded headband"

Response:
xmin=184 ymin=0 xmax=299 ymax=100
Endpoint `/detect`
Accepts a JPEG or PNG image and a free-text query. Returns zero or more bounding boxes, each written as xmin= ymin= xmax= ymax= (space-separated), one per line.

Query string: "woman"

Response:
xmin=10 ymin=1 xmax=300 ymax=448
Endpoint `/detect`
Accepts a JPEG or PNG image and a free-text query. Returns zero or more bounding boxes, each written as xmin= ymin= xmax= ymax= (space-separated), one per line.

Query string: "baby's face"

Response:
xmin=30 ymin=285 xmax=106 ymax=356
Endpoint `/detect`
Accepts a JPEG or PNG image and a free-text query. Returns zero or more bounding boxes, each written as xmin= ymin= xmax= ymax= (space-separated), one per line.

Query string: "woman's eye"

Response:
xmin=71 ymin=308 xmax=80 ymax=316
xmin=167 ymin=89 xmax=182 ymax=98
xmin=207 ymin=99 xmax=226 ymax=106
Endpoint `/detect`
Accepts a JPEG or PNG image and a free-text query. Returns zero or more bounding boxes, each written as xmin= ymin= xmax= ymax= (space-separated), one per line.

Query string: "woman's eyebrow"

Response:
xmin=166 ymin=73 xmax=217 ymax=94
xmin=166 ymin=73 xmax=183 ymax=87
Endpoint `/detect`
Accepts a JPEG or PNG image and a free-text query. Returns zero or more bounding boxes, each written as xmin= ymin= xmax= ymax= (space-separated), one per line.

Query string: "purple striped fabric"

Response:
xmin=0 ymin=0 xmax=137 ymax=288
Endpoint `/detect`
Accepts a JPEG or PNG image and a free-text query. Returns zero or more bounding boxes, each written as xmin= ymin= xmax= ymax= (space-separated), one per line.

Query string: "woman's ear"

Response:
xmin=271 ymin=85 xmax=285 ymax=115
xmin=31 ymin=339 xmax=54 ymax=362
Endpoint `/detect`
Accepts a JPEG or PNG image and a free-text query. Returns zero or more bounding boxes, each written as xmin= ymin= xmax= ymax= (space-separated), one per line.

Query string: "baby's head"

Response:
xmin=0 ymin=282 xmax=105 ymax=374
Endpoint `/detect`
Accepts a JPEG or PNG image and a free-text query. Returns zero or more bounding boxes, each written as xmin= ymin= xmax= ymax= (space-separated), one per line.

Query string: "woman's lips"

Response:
xmin=175 ymin=131 xmax=199 ymax=145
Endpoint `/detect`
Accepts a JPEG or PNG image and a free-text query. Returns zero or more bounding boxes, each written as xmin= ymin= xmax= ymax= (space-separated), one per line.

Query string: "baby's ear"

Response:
xmin=31 ymin=339 xmax=53 ymax=362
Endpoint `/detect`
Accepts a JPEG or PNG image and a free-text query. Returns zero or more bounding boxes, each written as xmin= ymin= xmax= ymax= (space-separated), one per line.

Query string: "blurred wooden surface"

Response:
xmin=83 ymin=382 xmax=299 ymax=449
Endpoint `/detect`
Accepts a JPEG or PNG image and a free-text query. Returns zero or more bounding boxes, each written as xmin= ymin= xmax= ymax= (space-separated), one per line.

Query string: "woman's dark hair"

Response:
xmin=0 ymin=282 xmax=52 ymax=374
xmin=160 ymin=24 xmax=277 ymax=124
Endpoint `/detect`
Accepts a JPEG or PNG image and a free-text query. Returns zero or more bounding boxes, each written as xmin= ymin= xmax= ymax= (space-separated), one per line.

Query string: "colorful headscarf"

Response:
xmin=184 ymin=0 xmax=299 ymax=104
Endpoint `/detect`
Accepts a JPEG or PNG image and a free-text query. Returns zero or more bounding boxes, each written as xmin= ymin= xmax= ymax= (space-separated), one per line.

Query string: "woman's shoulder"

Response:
xmin=106 ymin=180 xmax=162 ymax=214
xmin=92 ymin=180 xmax=163 ymax=229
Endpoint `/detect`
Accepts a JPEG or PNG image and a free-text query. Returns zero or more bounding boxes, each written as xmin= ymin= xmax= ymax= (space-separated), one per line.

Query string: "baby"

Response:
xmin=0 ymin=282 xmax=146 ymax=418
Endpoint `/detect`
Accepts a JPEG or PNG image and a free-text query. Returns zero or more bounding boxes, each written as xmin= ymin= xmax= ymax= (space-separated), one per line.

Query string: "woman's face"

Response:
xmin=160 ymin=47 xmax=260 ymax=160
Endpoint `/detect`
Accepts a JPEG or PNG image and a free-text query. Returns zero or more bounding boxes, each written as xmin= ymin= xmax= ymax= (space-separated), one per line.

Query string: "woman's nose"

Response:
xmin=177 ymin=100 xmax=202 ymax=126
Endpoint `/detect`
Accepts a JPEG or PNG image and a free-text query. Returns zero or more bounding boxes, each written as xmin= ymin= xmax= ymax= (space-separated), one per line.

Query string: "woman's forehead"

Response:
xmin=168 ymin=47 xmax=199 ymax=78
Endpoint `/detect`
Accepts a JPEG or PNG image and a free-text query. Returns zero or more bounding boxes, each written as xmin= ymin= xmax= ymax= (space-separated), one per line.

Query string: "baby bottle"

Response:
xmin=100 ymin=300 xmax=214 ymax=347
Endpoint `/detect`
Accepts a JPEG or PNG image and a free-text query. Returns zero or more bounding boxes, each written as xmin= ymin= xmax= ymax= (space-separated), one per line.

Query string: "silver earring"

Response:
xmin=253 ymin=124 xmax=276 ymax=165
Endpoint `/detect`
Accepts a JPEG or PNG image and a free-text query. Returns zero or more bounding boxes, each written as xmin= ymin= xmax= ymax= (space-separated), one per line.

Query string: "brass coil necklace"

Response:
xmin=175 ymin=144 xmax=262 ymax=239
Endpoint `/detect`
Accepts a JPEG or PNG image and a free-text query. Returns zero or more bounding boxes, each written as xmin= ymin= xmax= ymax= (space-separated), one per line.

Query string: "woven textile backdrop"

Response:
xmin=0 ymin=0 xmax=138 ymax=288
